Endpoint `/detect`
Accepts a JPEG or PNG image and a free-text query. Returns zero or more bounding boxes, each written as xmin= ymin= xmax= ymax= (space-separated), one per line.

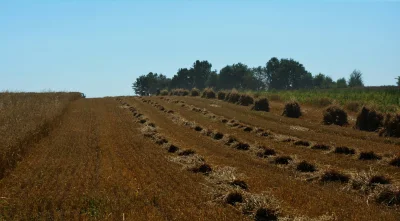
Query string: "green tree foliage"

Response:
xmin=219 ymin=63 xmax=258 ymax=90
xmin=313 ymin=73 xmax=335 ymax=89
xmin=396 ymin=77 xmax=400 ymax=87
xmin=336 ymin=78 xmax=347 ymax=88
xmin=169 ymin=60 xmax=212 ymax=90
xmin=132 ymin=58 xmax=352 ymax=94
xmin=132 ymin=72 xmax=170 ymax=95
xmin=252 ymin=66 xmax=268 ymax=91
xmin=348 ymin=70 xmax=364 ymax=87
xmin=313 ymin=73 xmax=325 ymax=88
xmin=266 ymin=57 xmax=313 ymax=90
xmin=170 ymin=68 xmax=192 ymax=89
xmin=205 ymin=70 xmax=219 ymax=88
xmin=191 ymin=60 xmax=212 ymax=89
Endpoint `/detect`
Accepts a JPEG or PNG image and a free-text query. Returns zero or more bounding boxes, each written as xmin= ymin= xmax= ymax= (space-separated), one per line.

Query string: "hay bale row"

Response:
xmin=323 ymin=106 xmax=348 ymax=126
xmin=160 ymin=90 xmax=169 ymax=96
xmin=355 ymin=107 xmax=383 ymax=132
xmin=181 ymin=88 xmax=400 ymax=137
xmin=225 ymin=89 xmax=241 ymax=104
xmin=201 ymin=88 xmax=216 ymax=99
xmin=238 ymin=94 xmax=254 ymax=106
xmin=190 ymin=88 xmax=200 ymax=96
xmin=251 ymin=98 xmax=270 ymax=112
xmin=380 ymin=113 xmax=400 ymax=137
xmin=282 ymin=101 xmax=301 ymax=118
xmin=353 ymin=106 xmax=400 ymax=137
xmin=217 ymin=91 xmax=227 ymax=100
xmin=170 ymin=89 xmax=190 ymax=96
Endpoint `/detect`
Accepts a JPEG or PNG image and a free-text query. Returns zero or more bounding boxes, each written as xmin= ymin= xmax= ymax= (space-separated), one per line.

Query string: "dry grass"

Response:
xmin=345 ymin=101 xmax=362 ymax=113
xmin=0 ymin=98 xmax=247 ymax=220
xmin=4 ymin=93 xmax=400 ymax=220
xmin=0 ymin=92 xmax=81 ymax=178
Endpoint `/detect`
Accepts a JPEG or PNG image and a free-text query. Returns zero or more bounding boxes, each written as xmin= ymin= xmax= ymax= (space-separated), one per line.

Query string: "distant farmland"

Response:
xmin=1 ymin=91 xmax=400 ymax=220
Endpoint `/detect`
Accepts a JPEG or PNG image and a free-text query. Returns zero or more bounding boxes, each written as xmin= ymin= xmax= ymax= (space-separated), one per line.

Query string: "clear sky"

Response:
xmin=0 ymin=1 xmax=399 ymax=97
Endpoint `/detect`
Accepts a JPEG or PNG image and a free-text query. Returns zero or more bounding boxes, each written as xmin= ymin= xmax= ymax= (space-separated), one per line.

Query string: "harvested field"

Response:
xmin=1 ymin=93 xmax=400 ymax=220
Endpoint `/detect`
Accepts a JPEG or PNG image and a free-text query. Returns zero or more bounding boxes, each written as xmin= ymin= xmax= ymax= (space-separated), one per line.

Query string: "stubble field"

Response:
xmin=1 ymin=92 xmax=400 ymax=220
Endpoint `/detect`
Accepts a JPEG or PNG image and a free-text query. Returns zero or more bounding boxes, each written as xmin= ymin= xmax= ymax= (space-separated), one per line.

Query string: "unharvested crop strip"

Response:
xmin=116 ymin=98 xmax=287 ymax=220
xmin=138 ymin=97 xmax=400 ymax=208
xmin=0 ymin=99 xmax=79 ymax=180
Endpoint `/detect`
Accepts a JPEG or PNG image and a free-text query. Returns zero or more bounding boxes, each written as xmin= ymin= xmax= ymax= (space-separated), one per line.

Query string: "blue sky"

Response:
xmin=0 ymin=1 xmax=399 ymax=97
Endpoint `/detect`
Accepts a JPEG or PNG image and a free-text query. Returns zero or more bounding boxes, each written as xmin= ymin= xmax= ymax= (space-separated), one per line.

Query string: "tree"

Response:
xmin=323 ymin=76 xmax=335 ymax=88
xmin=266 ymin=57 xmax=283 ymax=89
xmin=169 ymin=60 xmax=212 ymax=90
xmin=132 ymin=72 xmax=171 ymax=95
xmin=313 ymin=73 xmax=326 ymax=88
xmin=266 ymin=57 xmax=311 ymax=90
xmin=218 ymin=65 xmax=234 ymax=89
xmin=170 ymin=68 xmax=192 ymax=89
xmin=155 ymin=74 xmax=171 ymax=91
xmin=132 ymin=75 xmax=150 ymax=96
xmin=241 ymin=71 xmax=259 ymax=91
xmin=218 ymin=63 xmax=255 ymax=90
xmin=205 ymin=70 xmax=219 ymax=88
xmin=299 ymin=72 xmax=314 ymax=89
xmin=348 ymin=69 xmax=364 ymax=87
xmin=336 ymin=77 xmax=347 ymax=88
xmin=191 ymin=60 xmax=212 ymax=89
xmin=313 ymin=73 xmax=335 ymax=89
xmin=251 ymin=66 xmax=268 ymax=90
xmin=397 ymin=77 xmax=400 ymax=87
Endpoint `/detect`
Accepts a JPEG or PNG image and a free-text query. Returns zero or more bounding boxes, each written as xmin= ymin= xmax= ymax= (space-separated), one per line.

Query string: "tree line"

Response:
xmin=132 ymin=57 xmax=365 ymax=95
